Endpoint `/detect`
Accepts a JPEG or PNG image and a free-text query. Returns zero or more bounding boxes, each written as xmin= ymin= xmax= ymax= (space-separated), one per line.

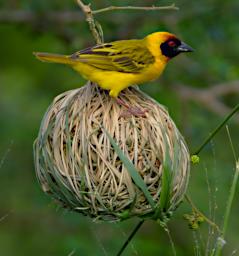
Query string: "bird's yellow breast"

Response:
xmin=72 ymin=58 xmax=166 ymax=98
xmin=34 ymin=31 xmax=192 ymax=98
xmin=71 ymin=34 xmax=169 ymax=97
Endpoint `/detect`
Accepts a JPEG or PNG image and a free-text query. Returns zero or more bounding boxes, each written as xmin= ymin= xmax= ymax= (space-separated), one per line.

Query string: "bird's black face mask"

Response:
xmin=160 ymin=38 xmax=194 ymax=58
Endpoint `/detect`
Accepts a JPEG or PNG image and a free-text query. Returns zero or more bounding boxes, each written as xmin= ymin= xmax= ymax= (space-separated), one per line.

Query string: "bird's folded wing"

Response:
xmin=70 ymin=40 xmax=155 ymax=73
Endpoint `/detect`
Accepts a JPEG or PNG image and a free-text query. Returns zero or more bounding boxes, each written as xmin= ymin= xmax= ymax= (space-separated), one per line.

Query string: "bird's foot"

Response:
xmin=116 ymin=98 xmax=148 ymax=118
xmin=120 ymin=107 xmax=149 ymax=118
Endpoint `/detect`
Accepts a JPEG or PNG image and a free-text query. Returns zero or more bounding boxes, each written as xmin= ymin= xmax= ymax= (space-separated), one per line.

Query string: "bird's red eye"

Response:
xmin=168 ymin=40 xmax=176 ymax=47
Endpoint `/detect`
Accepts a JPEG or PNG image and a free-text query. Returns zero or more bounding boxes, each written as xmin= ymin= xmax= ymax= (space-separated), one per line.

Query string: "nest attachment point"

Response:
xmin=34 ymin=82 xmax=190 ymax=222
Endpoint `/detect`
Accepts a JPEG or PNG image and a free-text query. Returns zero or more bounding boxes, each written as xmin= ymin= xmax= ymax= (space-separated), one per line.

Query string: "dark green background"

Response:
xmin=0 ymin=0 xmax=239 ymax=255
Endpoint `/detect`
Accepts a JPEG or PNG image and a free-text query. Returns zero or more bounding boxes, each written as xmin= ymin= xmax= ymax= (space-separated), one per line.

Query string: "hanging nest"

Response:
xmin=34 ymin=82 xmax=190 ymax=222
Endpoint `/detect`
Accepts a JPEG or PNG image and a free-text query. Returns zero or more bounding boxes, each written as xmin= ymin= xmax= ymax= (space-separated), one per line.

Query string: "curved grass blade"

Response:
xmin=159 ymin=132 xmax=174 ymax=212
xmin=104 ymin=128 xmax=155 ymax=209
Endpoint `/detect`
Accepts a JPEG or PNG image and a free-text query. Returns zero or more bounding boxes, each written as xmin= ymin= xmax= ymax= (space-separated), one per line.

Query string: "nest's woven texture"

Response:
xmin=34 ymin=83 xmax=190 ymax=222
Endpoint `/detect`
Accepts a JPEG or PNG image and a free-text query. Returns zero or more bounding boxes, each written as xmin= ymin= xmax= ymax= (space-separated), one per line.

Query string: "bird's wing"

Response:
xmin=70 ymin=40 xmax=155 ymax=73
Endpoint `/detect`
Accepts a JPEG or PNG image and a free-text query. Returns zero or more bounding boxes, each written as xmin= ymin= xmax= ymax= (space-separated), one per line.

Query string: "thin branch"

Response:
xmin=0 ymin=212 xmax=10 ymax=223
xmin=210 ymin=80 xmax=239 ymax=96
xmin=176 ymin=81 xmax=239 ymax=156
xmin=92 ymin=4 xmax=179 ymax=14
xmin=0 ymin=8 xmax=176 ymax=25
xmin=67 ymin=250 xmax=76 ymax=256
xmin=0 ymin=141 xmax=13 ymax=170
xmin=174 ymin=82 xmax=239 ymax=122
xmin=76 ymin=0 xmax=103 ymax=44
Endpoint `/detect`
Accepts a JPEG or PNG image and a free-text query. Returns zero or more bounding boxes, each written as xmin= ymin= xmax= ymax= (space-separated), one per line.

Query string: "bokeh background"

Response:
xmin=0 ymin=0 xmax=239 ymax=255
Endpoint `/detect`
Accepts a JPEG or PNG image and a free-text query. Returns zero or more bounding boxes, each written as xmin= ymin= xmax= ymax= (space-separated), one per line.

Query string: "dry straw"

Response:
xmin=34 ymin=82 xmax=190 ymax=222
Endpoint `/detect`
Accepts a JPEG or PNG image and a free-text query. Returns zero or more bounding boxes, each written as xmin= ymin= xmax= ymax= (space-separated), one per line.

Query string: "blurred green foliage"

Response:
xmin=0 ymin=0 xmax=239 ymax=255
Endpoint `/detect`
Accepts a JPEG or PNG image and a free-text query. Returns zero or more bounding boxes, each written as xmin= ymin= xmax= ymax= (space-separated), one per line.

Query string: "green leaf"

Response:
xmin=104 ymin=128 xmax=155 ymax=209
xmin=159 ymin=133 xmax=173 ymax=212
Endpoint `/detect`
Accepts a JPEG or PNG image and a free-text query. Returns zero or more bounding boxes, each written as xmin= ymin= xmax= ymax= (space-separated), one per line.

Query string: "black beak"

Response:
xmin=177 ymin=42 xmax=194 ymax=53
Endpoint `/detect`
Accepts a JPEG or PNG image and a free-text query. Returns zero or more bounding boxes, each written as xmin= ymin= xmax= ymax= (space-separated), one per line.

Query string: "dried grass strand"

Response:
xmin=34 ymin=83 xmax=190 ymax=221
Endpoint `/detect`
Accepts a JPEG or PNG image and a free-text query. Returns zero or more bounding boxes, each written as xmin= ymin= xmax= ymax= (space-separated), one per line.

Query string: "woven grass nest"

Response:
xmin=34 ymin=82 xmax=190 ymax=222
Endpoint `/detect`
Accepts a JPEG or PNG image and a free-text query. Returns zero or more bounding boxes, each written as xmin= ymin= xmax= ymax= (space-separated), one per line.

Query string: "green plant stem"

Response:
xmin=222 ymin=161 xmax=239 ymax=236
xmin=193 ymin=103 xmax=239 ymax=155
xmin=214 ymin=160 xmax=239 ymax=256
xmin=116 ymin=220 xmax=144 ymax=256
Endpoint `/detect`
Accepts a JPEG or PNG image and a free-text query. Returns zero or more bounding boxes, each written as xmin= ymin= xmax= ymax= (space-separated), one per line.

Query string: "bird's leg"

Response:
xmin=116 ymin=98 xmax=148 ymax=118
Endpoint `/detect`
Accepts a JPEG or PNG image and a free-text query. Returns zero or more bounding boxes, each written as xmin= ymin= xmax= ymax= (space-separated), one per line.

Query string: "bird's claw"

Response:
xmin=116 ymin=98 xmax=148 ymax=118
xmin=120 ymin=107 xmax=148 ymax=118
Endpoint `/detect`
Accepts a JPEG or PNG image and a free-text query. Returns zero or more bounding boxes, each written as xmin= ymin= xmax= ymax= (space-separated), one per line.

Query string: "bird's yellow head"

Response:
xmin=146 ymin=32 xmax=193 ymax=62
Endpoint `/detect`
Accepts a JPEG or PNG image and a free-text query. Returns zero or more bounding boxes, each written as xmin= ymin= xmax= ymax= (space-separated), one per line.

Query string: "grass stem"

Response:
xmin=194 ymin=103 xmax=239 ymax=155
xmin=214 ymin=159 xmax=239 ymax=256
xmin=116 ymin=220 xmax=144 ymax=256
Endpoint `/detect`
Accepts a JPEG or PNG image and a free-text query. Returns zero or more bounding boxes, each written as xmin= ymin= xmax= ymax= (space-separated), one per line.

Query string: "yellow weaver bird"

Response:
xmin=34 ymin=32 xmax=193 ymax=114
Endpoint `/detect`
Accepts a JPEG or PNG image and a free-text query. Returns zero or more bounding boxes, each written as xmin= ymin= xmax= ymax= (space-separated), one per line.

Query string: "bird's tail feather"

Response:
xmin=33 ymin=52 xmax=75 ymax=65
